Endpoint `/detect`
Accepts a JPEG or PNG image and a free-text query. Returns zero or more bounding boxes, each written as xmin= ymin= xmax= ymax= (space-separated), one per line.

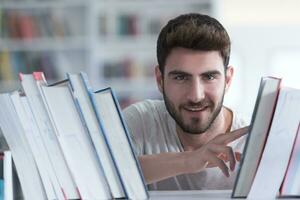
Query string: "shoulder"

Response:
xmin=231 ymin=109 xmax=250 ymax=131
xmin=122 ymin=99 xmax=173 ymax=155
xmin=123 ymin=99 xmax=166 ymax=119
xmin=122 ymin=99 xmax=168 ymax=137
xmin=227 ymin=107 xmax=250 ymax=151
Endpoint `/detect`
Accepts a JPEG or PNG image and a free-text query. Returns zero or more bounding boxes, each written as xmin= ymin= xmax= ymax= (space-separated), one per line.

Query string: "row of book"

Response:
xmin=98 ymin=3 xmax=211 ymax=38
xmin=0 ymin=9 xmax=85 ymax=40
xmin=0 ymin=50 xmax=58 ymax=81
xmin=102 ymin=58 xmax=154 ymax=79
xmin=232 ymin=77 xmax=300 ymax=198
xmin=0 ymin=72 xmax=148 ymax=199
xmin=99 ymin=14 xmax=167 ymax=37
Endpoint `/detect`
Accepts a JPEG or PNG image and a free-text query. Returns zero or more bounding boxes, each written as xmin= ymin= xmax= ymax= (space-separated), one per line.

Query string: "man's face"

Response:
xmin=156 ymin=48 xmax=233 ymax=134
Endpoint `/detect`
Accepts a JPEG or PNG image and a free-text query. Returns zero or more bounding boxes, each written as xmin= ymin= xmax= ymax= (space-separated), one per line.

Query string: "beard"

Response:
xmin=163 ymin=88 xmax=225 ymax=135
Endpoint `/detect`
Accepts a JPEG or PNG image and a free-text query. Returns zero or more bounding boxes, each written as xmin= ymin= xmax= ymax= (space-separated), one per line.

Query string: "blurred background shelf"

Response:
xmin=2 ymin=0 xmax=300 ymax=114
xmin=0 ymin=0 xmax=215 ymax=108
xmin=89 ymin=0 xmax=215 ymax=107
xmin=0 ymin=1 xmax=87 ymax=9
xmin=0 ymin=37 xmax=88 ymax=51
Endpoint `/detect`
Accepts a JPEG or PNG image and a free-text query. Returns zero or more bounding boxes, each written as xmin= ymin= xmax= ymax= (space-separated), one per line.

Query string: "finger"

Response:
xmin=219 ymin=152 xmax=242 ymax=163
xmin=235 ymin=152 xmax=242 ymax=161
xmin=206 ymin=150 xmax=230 ymax=177
xmin=209 ymin=144 xmax=236 ymax=171
xmin=213 ymin=126 xmax=249 ymax=145
xmin=207 ymin=151 xmax=242 ymax=171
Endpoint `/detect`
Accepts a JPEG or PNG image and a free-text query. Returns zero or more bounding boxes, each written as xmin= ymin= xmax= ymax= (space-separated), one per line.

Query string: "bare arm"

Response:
xmin=139 ymin=127 xmax=248 ymax=184
xmin=139 ymin=151 xmax=192 ymax=184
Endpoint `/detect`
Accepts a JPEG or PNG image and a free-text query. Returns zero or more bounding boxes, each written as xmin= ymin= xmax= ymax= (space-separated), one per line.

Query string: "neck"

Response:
xmin=177 ymin=106 xmax=232 ymax=151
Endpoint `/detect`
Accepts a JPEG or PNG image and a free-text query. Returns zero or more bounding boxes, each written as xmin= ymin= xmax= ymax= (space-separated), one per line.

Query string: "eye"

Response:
xmin=203 ymin=73 xmax=215 ymax=80
xmin=174 ymin=75 xmax=188 ymax=81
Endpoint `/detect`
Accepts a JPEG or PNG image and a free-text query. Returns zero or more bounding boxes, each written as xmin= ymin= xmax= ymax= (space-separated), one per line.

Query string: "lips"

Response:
xmin=183 ymin=105 xmax=209 ymax=112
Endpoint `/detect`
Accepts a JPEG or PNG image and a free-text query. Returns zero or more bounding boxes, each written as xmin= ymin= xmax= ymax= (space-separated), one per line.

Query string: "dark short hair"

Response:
xmin=156 ymin=13 xmax=231 ymax=74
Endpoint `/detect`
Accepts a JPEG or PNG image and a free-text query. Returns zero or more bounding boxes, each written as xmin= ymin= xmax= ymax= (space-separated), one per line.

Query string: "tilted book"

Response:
xmin=280 ymin=124 xmax=300 ymax=197
xmin=81 ymin=73 xmax=148 ymax=200
xmin=67 ymin=73 xmax=125 ymax=199
xmin=38 ymin=73 xmax=112 ymax=200
xmin=232 ymin=77 xmax=281 ymax=198
xmin=0 ymin=93 xmax=47 ymax=200
xmin=20 ymin=73 xmax=79 ymax=200
xmin=248 ymin=87 xmax=300 ymax=199
xmin=10 ymin=92 xmax=57 ymax=199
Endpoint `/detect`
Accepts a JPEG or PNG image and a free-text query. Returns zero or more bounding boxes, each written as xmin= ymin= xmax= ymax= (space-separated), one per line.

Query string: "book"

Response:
xmin=1 ymin=72 xmax=148 ymax=199
xmin=86 ymin=84 xmax=149 ymax=200
xmin=38 ymin=75 xmax=112 ymax=199
xmin=0 ymin=151 xmax=13 ymax=200
xmin=10 ymin=91 xmax=57 ymax=200
xmin=0 ymin=152 xmax=3 ymax=200
xmin=20 ymin=73 xmax=79 ymax=200
xmin=67 ymin=73 xmax=125 ymax=199
xmin=280 ymin=124 xmax=300 ymax=197
xmin=248 ymin=87 xmax=300 ymax=199
xmin=0 ymin=93 xmax=47 ymax=200
xmin=3 ymin=151 xmax=12 ymax=200
xmin=232 ymin=77 xmax=281 ymax=198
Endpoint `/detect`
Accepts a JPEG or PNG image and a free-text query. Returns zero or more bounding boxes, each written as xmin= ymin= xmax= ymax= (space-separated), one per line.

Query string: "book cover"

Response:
xmin=87 ymin=84 xmax=149 ymax=200
xmin=232 ymin=77 xmax=281 ymax=198
xmin=10 ymin=92 xmax=57 ymax=200
xmin=280 ymin=123 xmax=300 ymax=197
xmin=68 ymin=73 xmax=125 ymax=199
xmin=39 ymin=77 xmax=112 ymax=200
xmin=20 ymin=73 xmax=78 ymax=200
xmin=0 ymin=93 xmax=47 ymax=200
xmin=248 ymin=87 xmax=300 ymax=199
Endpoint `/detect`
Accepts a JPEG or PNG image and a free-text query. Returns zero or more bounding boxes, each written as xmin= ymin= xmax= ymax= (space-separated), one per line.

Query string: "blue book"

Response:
xmin=80 ymin=73 xmax=149 ymax=200
xmin=67 ymin=73 xmax=125 ymax=199
xmin=0 ymin=179 xmax=3 ymax=200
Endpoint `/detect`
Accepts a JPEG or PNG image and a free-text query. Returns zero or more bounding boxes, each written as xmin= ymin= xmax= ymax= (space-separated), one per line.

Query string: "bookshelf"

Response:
xmin=0 ymin=0 xmax=91 ymax=93
xmin=0 ymin=0 xmax=217 ymax=107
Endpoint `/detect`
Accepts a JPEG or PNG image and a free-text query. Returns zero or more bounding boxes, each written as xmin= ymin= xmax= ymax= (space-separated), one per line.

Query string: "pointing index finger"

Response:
xmin=214 ymin=126 xmax=249 ymax=145
xmin=224 ymin=126 xmax=249 ymax=144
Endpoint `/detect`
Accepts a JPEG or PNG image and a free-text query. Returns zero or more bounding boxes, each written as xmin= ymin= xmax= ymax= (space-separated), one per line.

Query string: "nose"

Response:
xmin=187 ymin=78 xmax=205 ymax=103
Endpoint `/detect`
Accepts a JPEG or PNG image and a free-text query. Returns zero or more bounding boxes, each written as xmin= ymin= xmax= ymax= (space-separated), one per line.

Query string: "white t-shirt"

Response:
xmin=123 ymin=99 xmax=249 ymax=190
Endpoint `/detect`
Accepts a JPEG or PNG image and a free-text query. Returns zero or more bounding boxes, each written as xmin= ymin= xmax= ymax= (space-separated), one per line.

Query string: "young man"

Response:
xmin=123 ymin=13 xmax=249 ymax=190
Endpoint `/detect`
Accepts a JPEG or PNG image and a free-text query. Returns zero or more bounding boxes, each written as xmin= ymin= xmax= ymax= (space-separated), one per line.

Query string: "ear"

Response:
xmin=155 ymin=65 xmax=163 ymax=93
xmin=225 ymin=66 xmax=234 ymax=93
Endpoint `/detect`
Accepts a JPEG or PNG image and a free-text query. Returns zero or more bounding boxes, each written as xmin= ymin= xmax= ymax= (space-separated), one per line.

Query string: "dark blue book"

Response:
xmin=81 ymin=72 xmax=149 ymax=200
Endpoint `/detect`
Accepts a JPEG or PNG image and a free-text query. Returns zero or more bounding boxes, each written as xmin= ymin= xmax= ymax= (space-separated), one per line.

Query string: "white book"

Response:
xmin=232 ymin=77 xmax=281 ymax=197
xmin=4 ymin=151 xmax=13 ymax=200
xmin=67 ymin=73 xmax=125 ymax=198
xmin=248 ymin=87 xmax=300 ymax=199
xmin=0 ymin=93 xmax=47 ymax=200
xmin=20 ymin=73 xmax=79 ymax=200
xmin=39 ymin=80 xmax=112 ymax=199
xmin=10 ymin=92 xmax=57 ymax=200
xmin=280 ymin=125 xmax=300 ymax=196
xmin=90 ymin=86 xmax=148 ymax=200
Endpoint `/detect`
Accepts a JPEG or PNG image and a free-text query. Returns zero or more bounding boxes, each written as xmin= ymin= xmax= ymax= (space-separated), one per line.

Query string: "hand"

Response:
xmin=186 ymin=126 xmax=248 ymax=177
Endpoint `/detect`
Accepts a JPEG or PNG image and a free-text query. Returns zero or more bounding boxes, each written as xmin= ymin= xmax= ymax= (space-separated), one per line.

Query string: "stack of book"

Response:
xmin=0 ymin=72 xmax=148 ymax=200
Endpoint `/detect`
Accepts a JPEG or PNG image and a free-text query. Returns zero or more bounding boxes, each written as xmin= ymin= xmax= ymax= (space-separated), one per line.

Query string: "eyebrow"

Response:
xmin=167 ymin=70 xmax=222 ymax=77
xmin=168 ymin=70 xmax=191 ymax=77
xmin=201 ymin=70 xmax=222 ymax=76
